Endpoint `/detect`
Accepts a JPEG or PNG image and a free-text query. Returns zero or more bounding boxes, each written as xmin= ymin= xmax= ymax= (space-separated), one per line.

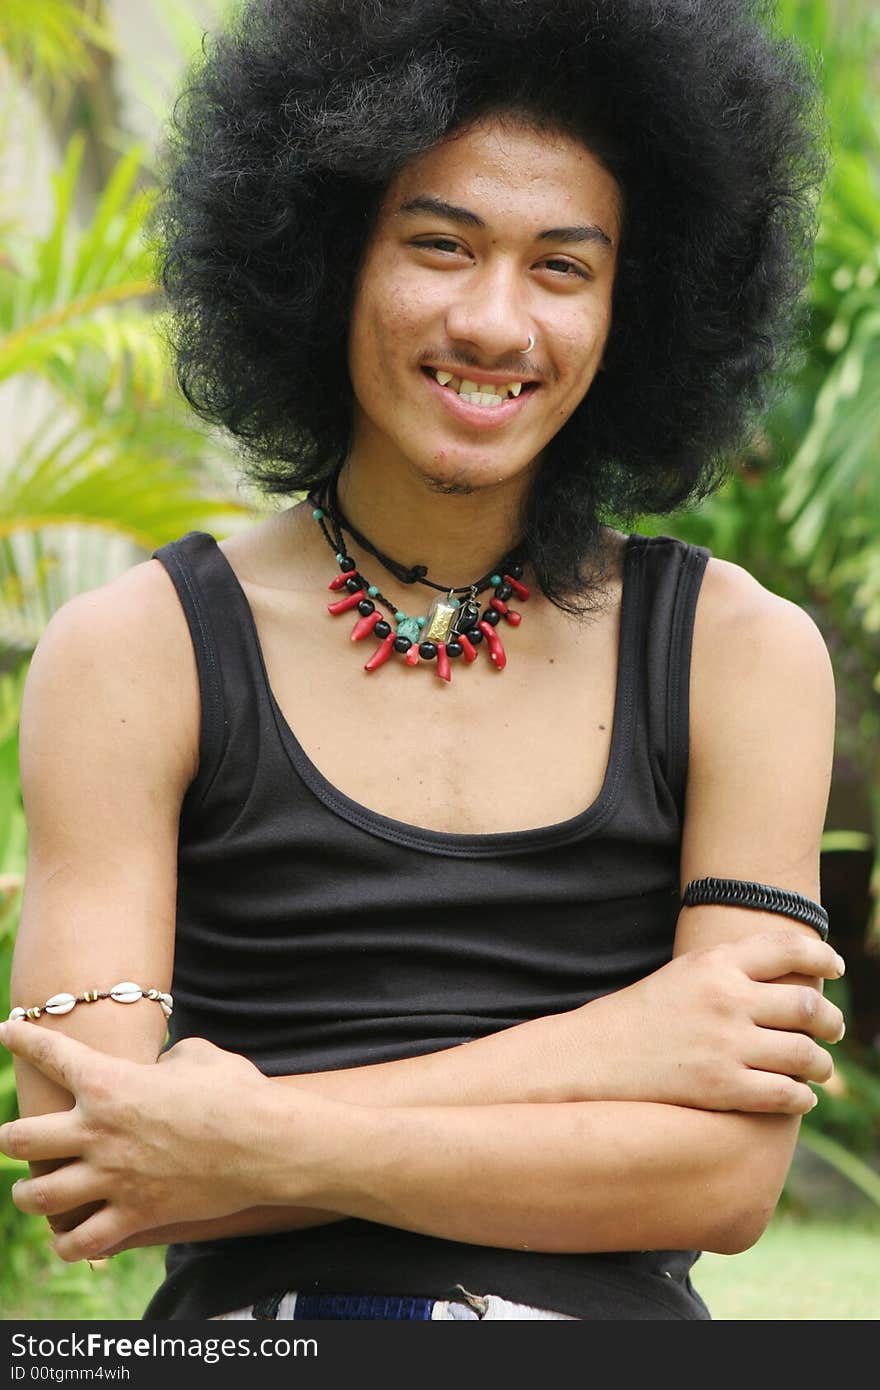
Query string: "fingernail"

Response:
xmin=810 ymin=1092 xmax=819 ymax=1109
xmin=834 ymin=954 xmax=846 ymax=976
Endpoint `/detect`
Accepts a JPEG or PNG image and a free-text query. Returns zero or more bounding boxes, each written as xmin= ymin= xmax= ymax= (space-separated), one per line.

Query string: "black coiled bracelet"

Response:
xmin=681 ymin=877 xmax=830 ymax=942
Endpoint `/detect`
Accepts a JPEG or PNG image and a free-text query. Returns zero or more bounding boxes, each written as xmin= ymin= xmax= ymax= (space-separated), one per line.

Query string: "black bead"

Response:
xmin=393 ymin=636 xmax=412 ymax=653
xmin=339 ymin=557 xmax=357 ymax=572
xmin=357 ymin=599 xmax=375 ymax=616
xmin=446 ymin=641 xmax=463 ymax=658
xmin=495 ymin=582 xmax=513 ymax=601
xmin=465 ymin=627 xmax=483 ymax=645
xmin=455 ymin=601 xmax=481 ymax=633
xmin=374 ymin=620 xmax=392 ymax=638
xmin=345 ymin=576 xmax=362 ymax=593
xmin=418 ymin=642 xmax=437 ymax=660
xmin=482 ymin=608 xmax=501 ymax=626
xmin=508 ymin=563 xmax=523 ymax=579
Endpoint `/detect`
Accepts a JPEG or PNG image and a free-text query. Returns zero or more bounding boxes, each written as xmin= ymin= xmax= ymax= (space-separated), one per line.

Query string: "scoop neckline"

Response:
xmin=210 ymin=532 xmax=643 ymax=858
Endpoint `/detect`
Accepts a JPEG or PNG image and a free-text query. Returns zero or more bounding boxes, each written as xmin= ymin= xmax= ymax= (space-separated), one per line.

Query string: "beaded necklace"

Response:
xmin=307 ymin=474 xmax=530 ymax=680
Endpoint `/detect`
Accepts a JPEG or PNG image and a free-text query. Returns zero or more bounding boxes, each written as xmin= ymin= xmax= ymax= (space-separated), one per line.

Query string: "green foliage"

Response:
xmin=664 ymin=0 xmax=880 ymax=932
xmin=0 ymin=0 xmax=114 ymax=104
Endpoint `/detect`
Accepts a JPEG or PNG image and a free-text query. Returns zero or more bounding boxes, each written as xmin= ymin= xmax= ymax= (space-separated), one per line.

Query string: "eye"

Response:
xmin=412 ymin=237 xmax=467 ymax=256
xmin=539 ymin=258 xmax=591 ymax=281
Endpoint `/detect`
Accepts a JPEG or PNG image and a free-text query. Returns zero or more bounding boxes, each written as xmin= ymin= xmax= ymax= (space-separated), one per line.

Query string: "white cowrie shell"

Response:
xmin=160 ymin=1001 xmax=173 ymax=1018
xmin=7 ymin=1007 xmax=26 ymax=1023
xmin=146 ymin=989 xmax=160 ymax=1000
xmin=159 ymin=993 xmax=173 ymax=1009
xmin=110 ymin=982 xmax=143 ymax=1004
xmin=44 ymin=993 xmax=77 ymax=1015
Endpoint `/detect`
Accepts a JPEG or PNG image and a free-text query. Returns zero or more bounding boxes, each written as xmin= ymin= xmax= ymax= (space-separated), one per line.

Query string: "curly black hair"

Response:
xmin=154 ymin=0 xmax=826 ymax=608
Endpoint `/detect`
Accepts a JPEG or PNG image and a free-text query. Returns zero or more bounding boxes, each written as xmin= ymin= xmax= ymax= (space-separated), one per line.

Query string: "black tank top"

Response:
xmin=142 ymin=529 xmax=711 ymax=1321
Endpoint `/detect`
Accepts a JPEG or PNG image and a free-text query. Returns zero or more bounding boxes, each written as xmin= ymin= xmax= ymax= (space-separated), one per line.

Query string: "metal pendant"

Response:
xmin=423 ymin=594 xmax=460 ymax=645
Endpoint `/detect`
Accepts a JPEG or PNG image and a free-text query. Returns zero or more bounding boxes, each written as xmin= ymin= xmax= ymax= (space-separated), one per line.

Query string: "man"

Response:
xmin=1 ymin=0 xmax=844 ymax=1321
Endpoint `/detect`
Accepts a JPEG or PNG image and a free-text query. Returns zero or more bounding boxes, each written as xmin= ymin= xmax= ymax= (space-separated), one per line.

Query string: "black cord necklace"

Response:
xmin=307 ymin=472 xmax=530 ymax=681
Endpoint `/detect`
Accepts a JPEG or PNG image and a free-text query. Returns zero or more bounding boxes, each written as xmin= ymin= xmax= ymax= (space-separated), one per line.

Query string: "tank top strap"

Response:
xmin=152 ymin=530 xmax=269 ymax=822
xmin=629 ymin=534 xmax=711 ymax=823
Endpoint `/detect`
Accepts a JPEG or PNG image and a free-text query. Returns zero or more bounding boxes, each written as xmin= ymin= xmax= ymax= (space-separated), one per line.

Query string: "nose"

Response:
xmin=444 ymin=260 xmax=533 ymax=361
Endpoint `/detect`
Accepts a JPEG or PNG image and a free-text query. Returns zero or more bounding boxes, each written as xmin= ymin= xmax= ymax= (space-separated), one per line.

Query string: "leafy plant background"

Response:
xmin=0 ymin=0 xmax=878 ymax=1315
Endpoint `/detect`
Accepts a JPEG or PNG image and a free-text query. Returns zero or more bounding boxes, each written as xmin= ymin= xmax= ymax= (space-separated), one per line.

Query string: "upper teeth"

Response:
xmin=433 ymin=369 xmax=524 ymax=403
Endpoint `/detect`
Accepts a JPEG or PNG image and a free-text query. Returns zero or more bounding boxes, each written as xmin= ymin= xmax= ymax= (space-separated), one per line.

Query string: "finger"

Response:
xmin=745 ymin=1034 xmax=835 ymax=1087
xmin=0 ymin=1020 xmax=92 ymax=1092
xmin=13 ymin=1164 xmax=106 ymax=1219
xmin=750 ymin=982 xmax=846 ymax=1043
xmin=0 ymin=1111 xmax=83 ymax=1165
xmin=732 ymin=931 xmax=845 ymax=984
xmin=52 ymin=1208 xmax=132 ymax=1264
xmin=736 ymin=1070 xmax=819 ymax=1116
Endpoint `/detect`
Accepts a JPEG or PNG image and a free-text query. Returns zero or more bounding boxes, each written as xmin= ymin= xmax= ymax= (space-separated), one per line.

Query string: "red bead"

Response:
xmin=328 ymin=573 xmax=352 ymax=590
xmin=405 ymin=642 xmax=421 ymax=666
xmin=351 ymin=610 xmax=382 ymax=641
xmin=458 ymin=633 xmax=478 ymax=663
xmin=328 ymin=589 xmax=365 ymax=614
xmin=478 ymin=619 xmax=507 ymax=670
xmin=503 ymin=608 xmax=522 ymax=626
xmin=490 ymin=596 xmax=508 ymax=615
xmin=436 ymin=643 xmax=451 ymax=682
xmin=504 ymin=574 xmax=530 ymax=601
xmin=364 ymin=632 xmax=396 ymax=671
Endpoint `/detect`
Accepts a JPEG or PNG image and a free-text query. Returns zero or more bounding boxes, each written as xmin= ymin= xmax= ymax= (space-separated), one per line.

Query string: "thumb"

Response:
xmin=0 ymin=1019 xmax=90 ymax=1093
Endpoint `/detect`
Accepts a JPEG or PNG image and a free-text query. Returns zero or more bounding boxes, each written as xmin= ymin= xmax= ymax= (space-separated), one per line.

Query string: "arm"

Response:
xmin=3 ymin=557 xmax=841 ymax=1256
xmin=8 ymin=562 xmax=340 ymax=1238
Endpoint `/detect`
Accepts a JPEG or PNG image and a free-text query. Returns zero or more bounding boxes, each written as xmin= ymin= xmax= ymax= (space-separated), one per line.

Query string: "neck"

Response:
xmin=332 ymin=456 xmax=534 ymax=589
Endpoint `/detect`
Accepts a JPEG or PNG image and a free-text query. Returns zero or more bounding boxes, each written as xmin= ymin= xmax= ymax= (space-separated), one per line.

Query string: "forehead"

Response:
xmin=382 ymin=115 xmax=622 ymax=240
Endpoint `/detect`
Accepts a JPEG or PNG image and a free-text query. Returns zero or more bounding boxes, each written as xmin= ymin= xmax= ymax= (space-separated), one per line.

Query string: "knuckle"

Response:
xmin=68 ymin=1229 xmax=106 ymax=1262
xmin=28 ymin=1182 xmax=50 ymax=1215
xmin=798 ymin=987 xmax=819 ymax=1025
xmin=0 ymin=1123 xmax=24 ymax=1159
xmin=794 ymin=1035 xmax=816 ymax=1075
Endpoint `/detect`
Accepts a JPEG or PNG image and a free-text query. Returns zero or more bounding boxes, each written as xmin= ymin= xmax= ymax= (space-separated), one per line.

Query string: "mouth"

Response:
xmin=421 ymin=366 xmax=539 ymax=409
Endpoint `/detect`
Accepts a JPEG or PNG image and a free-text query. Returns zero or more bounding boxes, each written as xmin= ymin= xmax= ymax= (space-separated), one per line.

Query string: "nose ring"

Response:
xmin=522 ymin=334 xmax=536 ymax=354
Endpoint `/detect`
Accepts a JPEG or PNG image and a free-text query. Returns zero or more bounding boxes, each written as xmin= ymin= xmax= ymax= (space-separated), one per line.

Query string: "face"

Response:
xmin=346 ymin=114 xmax=621 ymax=495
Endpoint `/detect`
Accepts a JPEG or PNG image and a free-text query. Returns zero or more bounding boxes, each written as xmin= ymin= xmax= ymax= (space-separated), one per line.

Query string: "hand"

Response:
xmin=581 ymin=929 xmax=845 ymax=1114
xmin=0 ymin=1025 xmax=318 ymax=1261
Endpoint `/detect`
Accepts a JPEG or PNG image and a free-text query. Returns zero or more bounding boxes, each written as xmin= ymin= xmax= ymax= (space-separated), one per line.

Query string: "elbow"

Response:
xmin=707 ymin=1201 xmax=776 ymax=1256
xmin=701 ymin=1172 xmax=785 ymax=1256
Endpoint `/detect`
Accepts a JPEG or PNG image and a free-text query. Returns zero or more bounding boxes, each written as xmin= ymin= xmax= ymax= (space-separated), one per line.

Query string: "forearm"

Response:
xmin=274 ymin=997 xmax=623 ymax=1109
xmin=103 ymin=1205 xmax=345 ymax=1253
xmin=268 ymin=1094 xmax=799 ymax=1256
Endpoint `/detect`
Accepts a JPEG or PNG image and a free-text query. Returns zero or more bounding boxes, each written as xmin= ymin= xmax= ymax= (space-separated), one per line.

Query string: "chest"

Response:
xmin=245 ymin=580 xmax=624 ymax=835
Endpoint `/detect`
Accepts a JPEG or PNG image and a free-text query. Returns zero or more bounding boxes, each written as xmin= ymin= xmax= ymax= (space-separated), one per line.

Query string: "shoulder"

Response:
xmin=21 ymin=556 xmax=200 ymax=795
xmin=691 ymin=554 xmax=834 ymax=718
xmin=685 ymin=555 xmax=835 ymax=861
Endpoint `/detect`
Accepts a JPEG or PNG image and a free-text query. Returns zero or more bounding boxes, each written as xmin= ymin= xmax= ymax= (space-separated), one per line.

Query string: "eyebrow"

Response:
xmin=397 ymin=196 xmax=614 ymax=251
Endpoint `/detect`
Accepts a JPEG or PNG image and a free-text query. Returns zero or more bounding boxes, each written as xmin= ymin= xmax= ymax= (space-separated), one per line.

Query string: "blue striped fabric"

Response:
xmin=291 ymin=1293 xmax=435 ymax=1320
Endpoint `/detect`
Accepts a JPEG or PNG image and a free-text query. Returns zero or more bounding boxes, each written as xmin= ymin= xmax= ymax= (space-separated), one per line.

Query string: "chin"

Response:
xmin=416 ymin=448 xmax=539 ymax=497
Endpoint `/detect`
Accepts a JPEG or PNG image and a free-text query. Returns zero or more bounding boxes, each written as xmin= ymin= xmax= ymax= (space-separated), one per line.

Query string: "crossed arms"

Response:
xmin=0 ymin=552 xmax=843 ymax=1263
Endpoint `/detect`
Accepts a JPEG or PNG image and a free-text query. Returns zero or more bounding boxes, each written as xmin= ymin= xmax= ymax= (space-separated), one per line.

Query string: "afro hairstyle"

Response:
xmin=154 ymin=0 xmax=827 ymax=608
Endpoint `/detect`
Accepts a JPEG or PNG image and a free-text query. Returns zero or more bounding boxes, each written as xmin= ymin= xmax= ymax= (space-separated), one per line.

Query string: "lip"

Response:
xmin=422 ymin=368 xmax=537 ymax=430
xmin=424 ymin=364 xmax=539 ymax=388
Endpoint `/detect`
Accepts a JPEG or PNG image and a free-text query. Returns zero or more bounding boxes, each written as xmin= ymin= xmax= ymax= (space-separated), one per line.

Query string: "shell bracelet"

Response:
xmin=7 ymin=982 xmax=173 ymax=1023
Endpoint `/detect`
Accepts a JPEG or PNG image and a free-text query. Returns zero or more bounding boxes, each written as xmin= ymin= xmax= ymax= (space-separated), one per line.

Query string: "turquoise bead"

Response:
xmin=335 ymin=552 xmax=344 ymax=564
xmin=490 ymin=574 xmax=502 ymax=587
xmin=394 ymin=610 xmax=406 ymax=623
xmin=416 ymin=616 xmax=426 ymax=628
xmin=367 ymin=585 xmax=379 ymax=597
xmin=450 ymin=597 xmax=461 ymax=608
xmin=312 ymin=507 xmax=324 ymax=520
xmin=396 ymin=617 xmax=421 ymax=643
